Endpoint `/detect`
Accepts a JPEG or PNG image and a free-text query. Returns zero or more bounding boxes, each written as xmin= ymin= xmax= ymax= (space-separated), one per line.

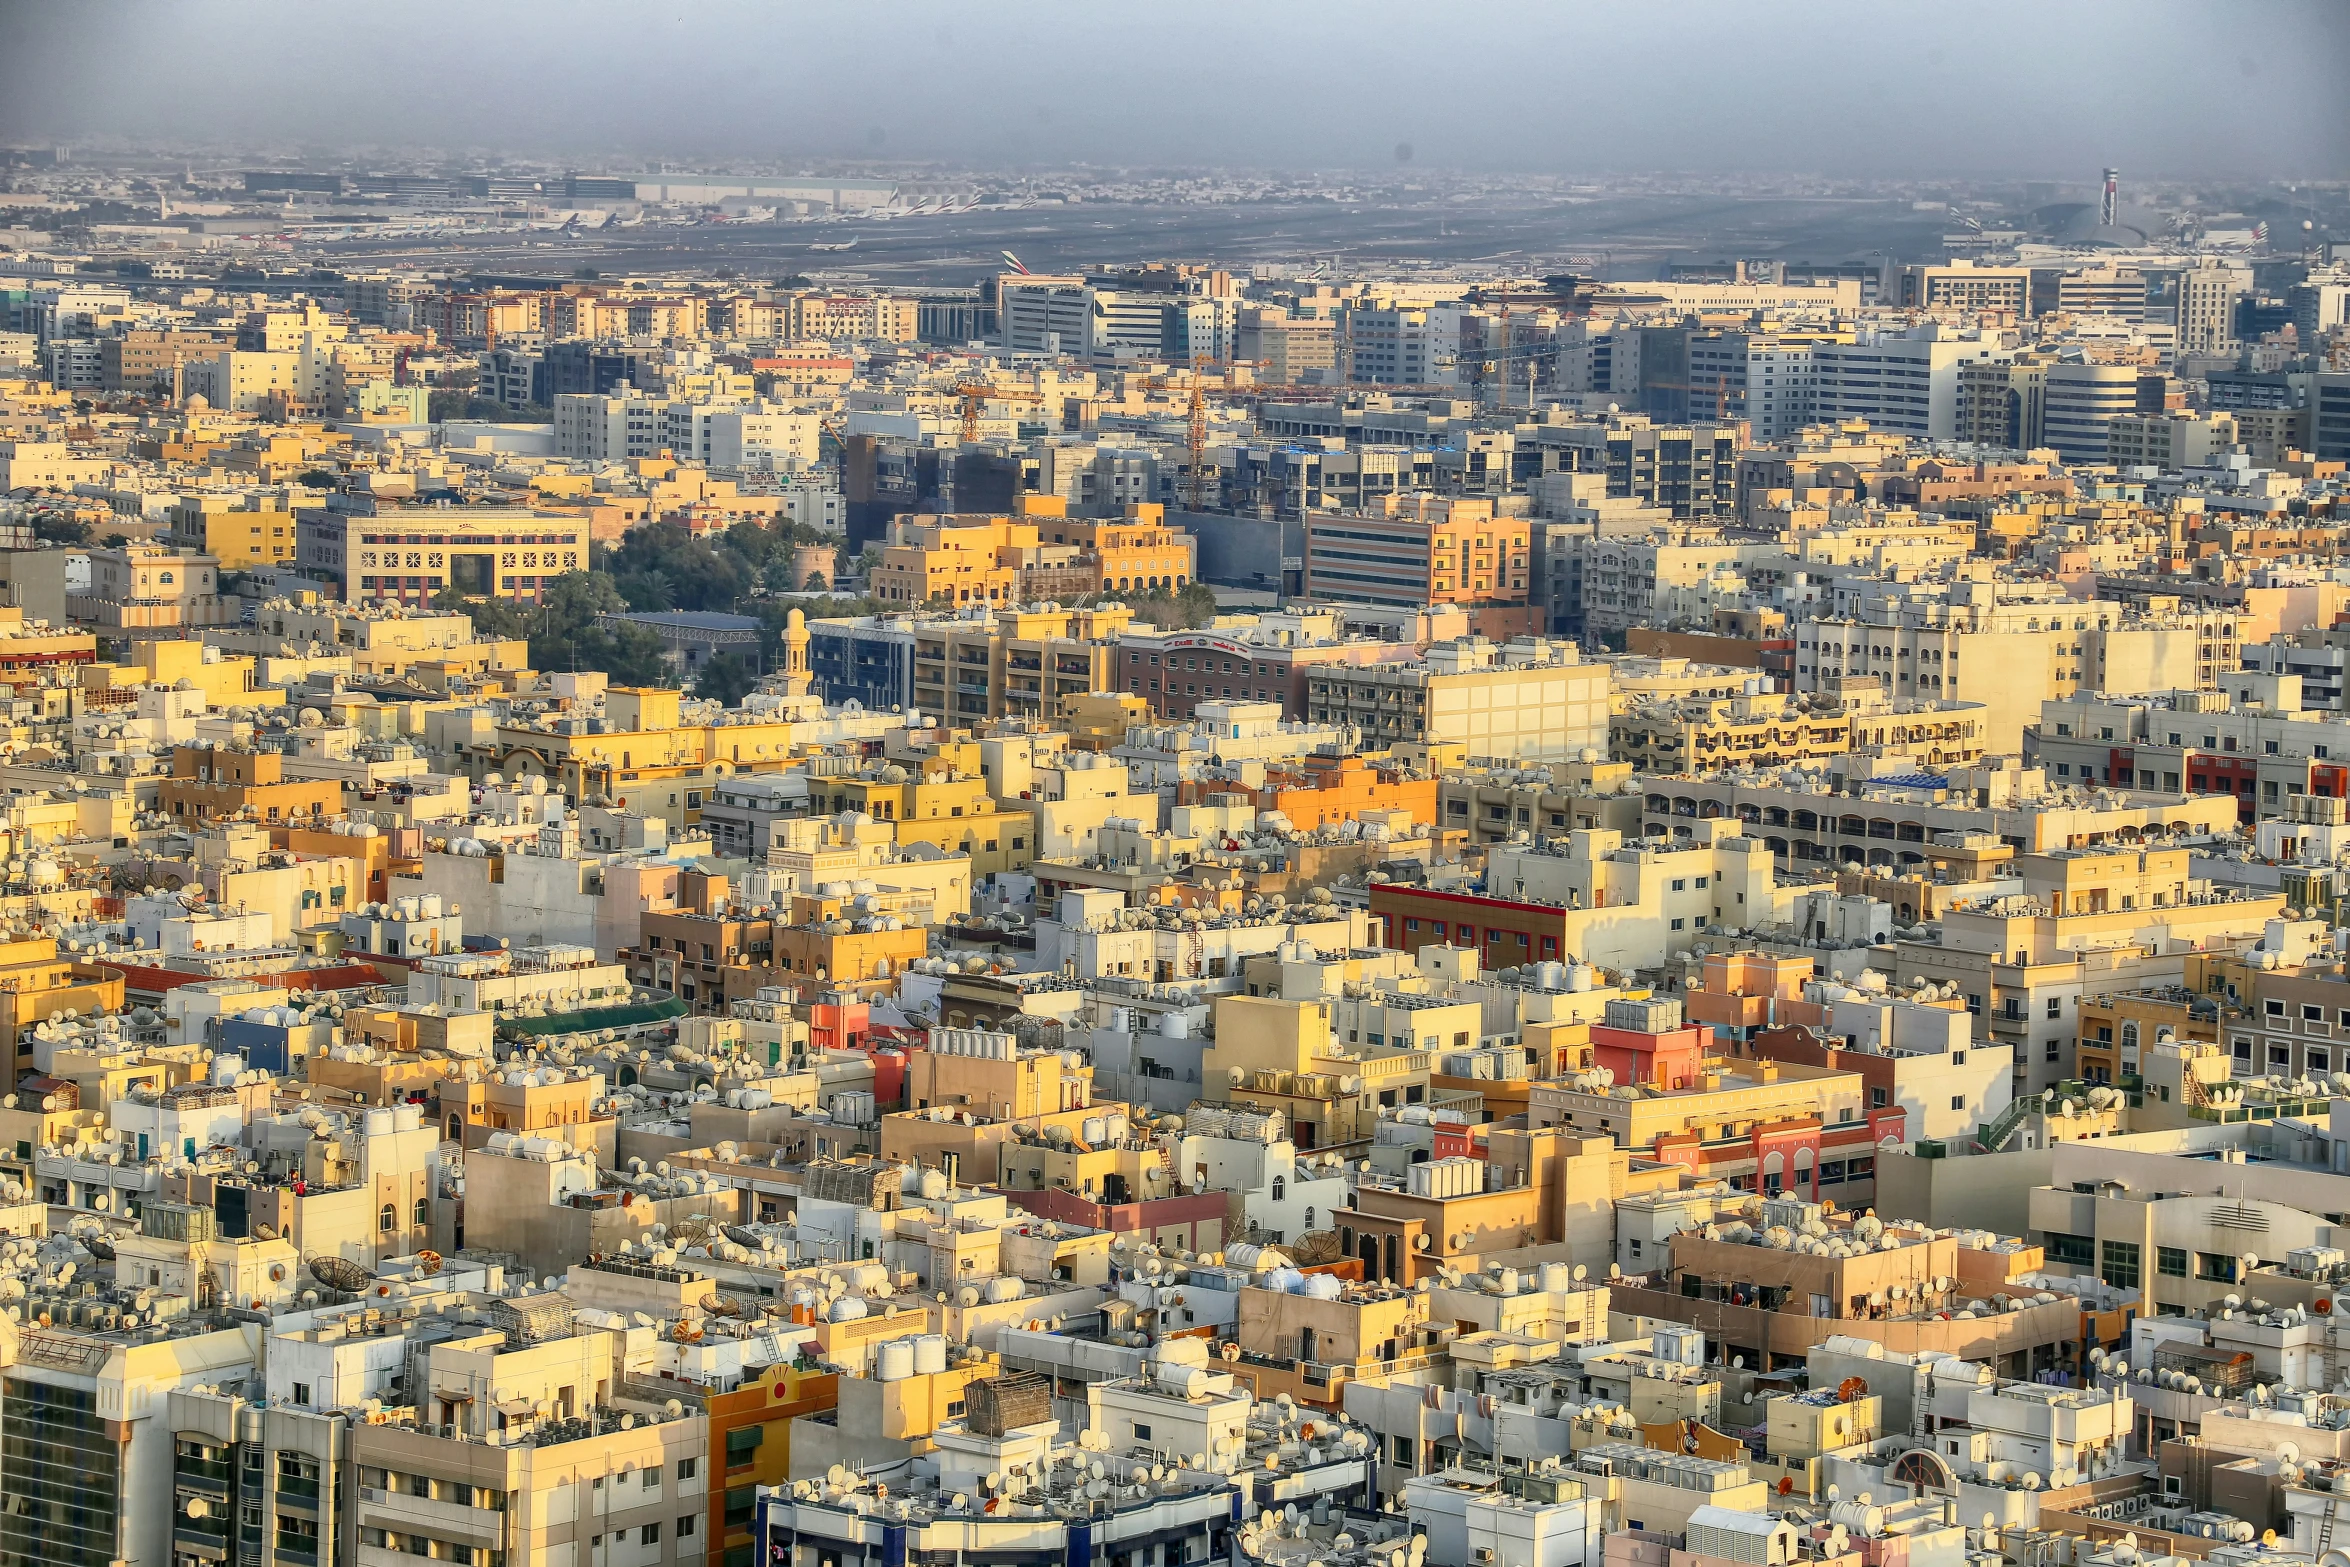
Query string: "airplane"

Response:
xmin=808 ymin=237 xmax=858 ymax=252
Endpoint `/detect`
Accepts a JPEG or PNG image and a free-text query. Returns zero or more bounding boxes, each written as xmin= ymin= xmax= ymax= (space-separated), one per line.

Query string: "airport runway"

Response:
xmin=319 ymin=194 xmax=1961 ymax=285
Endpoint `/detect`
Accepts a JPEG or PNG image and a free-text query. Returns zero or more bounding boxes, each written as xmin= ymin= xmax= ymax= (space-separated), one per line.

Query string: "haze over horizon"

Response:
xmin=4 ymin=0 xmax=2348 ymax=182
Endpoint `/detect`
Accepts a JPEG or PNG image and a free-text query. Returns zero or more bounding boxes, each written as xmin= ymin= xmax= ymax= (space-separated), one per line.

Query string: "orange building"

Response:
xmin=706 ymin=1362 xmax=836 ymax=1558
xmin=159 ymin=746 xmax=342 ymax=826
xmin=1218 ymin=755 xmax=1435 ymax=833
xmin=279 ymin=822 xmax=392 ymax=905
xmin=1683 ymin=951 xmax=1828 ymax=1039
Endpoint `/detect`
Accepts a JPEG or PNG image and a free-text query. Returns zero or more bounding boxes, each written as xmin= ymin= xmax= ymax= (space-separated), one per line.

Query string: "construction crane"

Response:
xmin=954 ymin=382 xmax=1042 ymax=445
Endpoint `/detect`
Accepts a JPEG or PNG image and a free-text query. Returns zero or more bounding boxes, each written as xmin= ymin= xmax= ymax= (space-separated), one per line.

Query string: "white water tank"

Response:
xmin=392 ymin=1105 xmax=423 ymax=1133
xmin=986 ymin=1276 xmax=1024 ymax=1304
xmin=913 ymin=1335 xmax=949 ymax=1375
xmin=876 ymin=1340 xmax=915 ymax=1381
xmin=828 ymin=1297 xmax=868 ymax=1323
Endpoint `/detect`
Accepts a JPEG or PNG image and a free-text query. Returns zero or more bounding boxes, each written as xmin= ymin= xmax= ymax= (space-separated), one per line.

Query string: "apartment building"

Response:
xmin=1301 ymin=495 xmax=1530 ymax=624
xmin=168 ymin=493 xmax=298 ymax=570
xmin=103 ymin=327 xmax=234 ymax=394
xmin=1683 ymin=326 xmax=1846 ymax=441
xmin=1643 ymin=760 xmax=2242 ymax=874
xmin=995 ymin=273 xmax=1089 ymax=356
xmin=1577 ymin=531 xmax=1764 ymax=643
xmin=1955 ymin=353 xmax=2054 ymax=449
xmin=2036 ymin=677 xmax=2350 ymax=824
xmin=1797 ymin=577 xmax=2236 ymax=754
xmin=1115 ymin=609 xmax=1400 ymax=722
xmin=1307 ymin=636 xmax=1607 ymax=763
xmin=346 ymin=1309 xmax=709 ymax=1567
xmin=2109 ymin=411 xmax=2238 ymax=470
xmin=1896 ymin=261 xmax=2031 ymax=314
xmin=1522 ymin=414 xmax=1742 ymax=520
xmin=1612 ymin=692 xmax=1855 ymax=774
xmin=786 ymin=292 xmax=919 ymax=341
xmin=906 ymin=602 xmax=1132 ymax=724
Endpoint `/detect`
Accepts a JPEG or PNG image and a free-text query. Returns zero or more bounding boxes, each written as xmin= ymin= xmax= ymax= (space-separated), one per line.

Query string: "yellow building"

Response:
xmin=871 ymin=515 xmax=1035 ymax=608
xmin=803 ymin=760 xmax=1034 ymax=879
xmin=1203 ymin=982 xmax=1428 ymax=1153
xmin=1023 ymin=499 xmax=1196 ymax=593
xmin=168 ymin=494 xmax=298 ymax=570
xmin=909 ymin=602 xmax=1132 ymax=725
xmin=85 ymin=638 xmax=289 ymax=710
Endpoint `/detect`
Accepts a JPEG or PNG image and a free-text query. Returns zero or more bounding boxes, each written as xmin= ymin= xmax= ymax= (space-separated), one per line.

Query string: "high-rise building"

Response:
xmin=995 ymin=274 xmax=1087 ymax=356
xmin=2176 ymin=264 xmax=2251 ymax=356
xmin=1813 ymin=328 xmax=2006 ymax=440
xmin=2041 ymin=362 xmax=2145 ymax=462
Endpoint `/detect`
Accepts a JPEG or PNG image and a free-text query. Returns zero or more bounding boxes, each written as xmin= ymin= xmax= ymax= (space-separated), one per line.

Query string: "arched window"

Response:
xmin=378 ymin=1203 xmax=397 ymax=1233
xmin=1303 ymin=1208 xmax=1315 ymax=1231
xmin=413 ymin=1198 xmax=430 ymax=1227
xmin=2120 ymin=1021 xmax=2139 ymax=1049
xmin=1271 ymin=1176 xmax=1285 ymax=1201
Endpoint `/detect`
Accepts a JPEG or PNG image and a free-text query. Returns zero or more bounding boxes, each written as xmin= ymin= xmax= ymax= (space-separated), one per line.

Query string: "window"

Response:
xmin=2045 ymin=1232 xmax=2094 ymax=1268
xmin=640 ymin=1525 xmax=660 ymax=1547
xmin=2101 ymin=1239 xmax=2141 ymax=1291
xmin=2047 ymin=997 xmax=2062 ymax=1019
xmin=2196 ymin=1252 xmax=2239 ymax=1283
xmin=677 ymin=1517 xmax=696 ymax=1540
xmin=725 ymin=1427 xmax=763 ymax=1467
xmin=678 ymin=1458 xmax=698 ymax=1481
xmin=378 ymin=1203 xmax=397 ymax=1232
xmin=291 ymin=1382 xmax=311 ymax=1405
xmin=1133 ymin=1423 xmax=1153 ymax=1440
xmin=2158 ymin=1246 xmax=2187 ymax=1278
xmin=413 ymin=1198 xmax=429 ymax=1227
xmin=1950 ymin=1096 xmax=1965 ymax=1112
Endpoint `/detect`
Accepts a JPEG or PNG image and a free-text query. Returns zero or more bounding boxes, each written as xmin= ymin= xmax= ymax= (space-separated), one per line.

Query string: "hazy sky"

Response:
xmin=5 ymin=0 xmax=2347 ymax=179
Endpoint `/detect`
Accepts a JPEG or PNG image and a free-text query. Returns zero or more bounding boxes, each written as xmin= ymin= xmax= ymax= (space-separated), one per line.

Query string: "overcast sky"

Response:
xmin=5 ymin=0 xmax=2347 ymax=179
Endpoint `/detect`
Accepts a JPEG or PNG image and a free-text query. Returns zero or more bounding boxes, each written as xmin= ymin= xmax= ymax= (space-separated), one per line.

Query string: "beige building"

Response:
xmin=350 ymin=1313 xmax=708 ymax=1567
xmin=295 ymin=507 xmax=592 ymax=607
xmin=1800 ymin=579 xmax=2237 ymax=754
xmin=69 ymin=543 xmax=231 ymax=637
xmin=1305 ymin=636 xmax=1608 ymax=763
xmin=1613 ymin=692 xmax=1853 ymax=775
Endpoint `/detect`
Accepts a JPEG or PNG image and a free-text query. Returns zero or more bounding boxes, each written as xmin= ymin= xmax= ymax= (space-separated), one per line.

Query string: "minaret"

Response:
xmin=781 ymin=607 xmax=812 ymax=698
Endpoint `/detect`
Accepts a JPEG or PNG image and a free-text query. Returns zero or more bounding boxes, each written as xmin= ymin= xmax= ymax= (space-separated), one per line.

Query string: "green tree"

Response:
xmin=694 ymin=651 xmax=759 ymax=706
xmin=1173 ymin=580 xmax=1219 ymax=627
xmin=29 ymin=512 xmax=90 ymax=546
xmin=804 ymin=569 xmax=829 ymax=591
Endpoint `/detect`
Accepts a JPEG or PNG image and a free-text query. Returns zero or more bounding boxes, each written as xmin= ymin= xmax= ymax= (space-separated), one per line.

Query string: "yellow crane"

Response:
xmin=955 ymin=383 xmax=1042 ymax=445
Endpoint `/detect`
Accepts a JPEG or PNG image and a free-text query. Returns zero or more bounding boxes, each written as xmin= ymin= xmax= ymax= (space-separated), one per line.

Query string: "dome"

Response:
xmin=2037 ymin=201 xmax=2157 ymax=248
